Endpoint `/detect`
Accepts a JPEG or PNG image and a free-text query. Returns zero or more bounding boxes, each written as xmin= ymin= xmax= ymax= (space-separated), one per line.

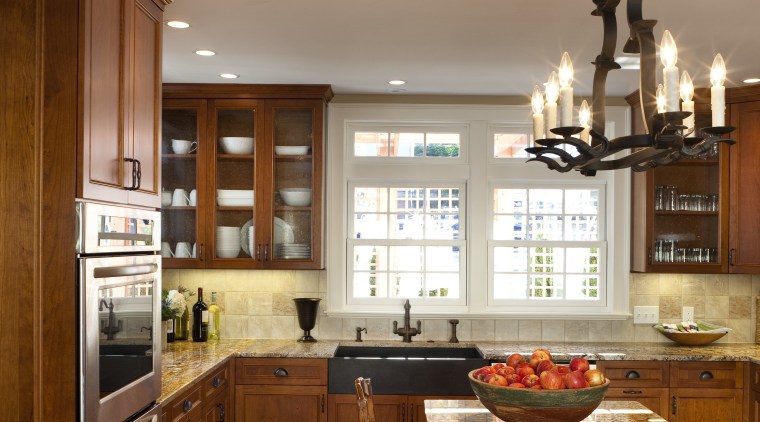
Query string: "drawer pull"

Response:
xmin=699 ymin=370 xmax=714 ymax=380
xmin=625 ymin=370 xmax=640 ymax=379
xmin=218 ymin=403 xmax=225 ymax=422
xmin=274 ymin=367 xmax=289 ymax=377
xmin=212 ymin=376 xmax=222 ymax=388
xmin=183 ymin=399 xmax=193 ymax=413
xmin=623 ymin=390 xmax=643 ymax=395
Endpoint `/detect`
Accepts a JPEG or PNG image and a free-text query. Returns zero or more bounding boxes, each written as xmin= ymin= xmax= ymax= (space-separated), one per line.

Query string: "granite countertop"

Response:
xmin=159 ymin=339 xmax=760 ymax=405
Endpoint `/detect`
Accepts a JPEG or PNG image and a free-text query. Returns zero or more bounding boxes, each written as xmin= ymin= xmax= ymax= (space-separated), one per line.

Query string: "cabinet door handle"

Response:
xmin=274 ymin=367 xmax=288 ymax=377
xmin=623 ymin=390 xmax=643 ymax=395
xmin=124 ymin=158 xmax=141 ymax=191
xmin=672 ymin=395 xmax=677 ymax=415
xmin=729 ymin=248 xmax=736 ymax=266
xmin=647 ymin=247 xmax=653 ymax=265
xmin=256 ymin=244 xmax=261 ymax=261
xmin=625 ymin=370 xmax=640 ymax=379
xmin=218 ymin=403 xmax=225 ymax=422
xmin=410 ymin=403 xmax=414 ymax=421
xmin=199 ymin=243 xmax=204 ymax=261
xmin=401 ymin=405 xmax=405 ymax=421
xmin=699 ymin=370 xmax=714 ymax=380
xmin=182 ymin=399 xmax=193 ymax=413
xmin=212 ymin=376 xmax=222 ymax=388
xmin=321 ymin=393 xmax=325 ymax=413
xmin=264 ymin=243 xmax=269 ymax=261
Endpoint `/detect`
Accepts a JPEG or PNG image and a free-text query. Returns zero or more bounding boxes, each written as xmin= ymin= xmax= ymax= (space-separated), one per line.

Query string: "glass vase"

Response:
xmin=174 ymin=305 xmax=190 ymax=340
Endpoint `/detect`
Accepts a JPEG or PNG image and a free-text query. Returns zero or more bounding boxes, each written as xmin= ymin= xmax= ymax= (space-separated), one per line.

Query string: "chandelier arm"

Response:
xmin=531 ymin=147 xmax=590 ymax=165
xmin=623 ymin=0 xmax=643 ymax=53
xmin=579 ymin=144 xmax=672 ymax=171
xmin=526 ymin=156 xmax=575 ymax=173
xmin=631 ymin=16 xmax=659 ymax=135
xmin=590 ymin=0 xmax=621 ymax=142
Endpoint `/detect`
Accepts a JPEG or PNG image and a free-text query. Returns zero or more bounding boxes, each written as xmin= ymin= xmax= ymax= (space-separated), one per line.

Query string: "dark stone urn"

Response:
xmin=293 ymin=298 xmax=321 ymax=343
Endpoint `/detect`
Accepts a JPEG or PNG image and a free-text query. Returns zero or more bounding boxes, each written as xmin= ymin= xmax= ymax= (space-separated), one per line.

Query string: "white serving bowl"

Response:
xmin=217 ymin=189 xmax=254 ymax=198
xmin=219 ymin=137 xmax=254 ymax=155
xmin=215 ymin=247 xmax=240 ymax=258
xmin=275 ymin=145 xmax=310 ymax=155
xmin=279 ymin=188 xmax=312 ymax=206
xmin=217 ymin=197 xmax=254 ymax=207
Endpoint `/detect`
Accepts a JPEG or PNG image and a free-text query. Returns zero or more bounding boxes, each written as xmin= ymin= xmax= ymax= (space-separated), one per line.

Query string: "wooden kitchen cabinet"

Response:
xmin=161 ymin=85 xmax=332 ymax=269
xmin=598 ymin=360 xmax=745 ymax=422
xmin=748 ymin=362 xmax=760 ymax=422
xmin=328 ymin=394 xmax=475 ymax=422
xmin=235 ymin=358 xmax=328 ymax=421
xmin=630 ymin=86 xmax=760 ymax=274
xmin=79 ymin=0 xmax=164 ymax=208
xmin=163 ymin=359 xmax=234 ymax=422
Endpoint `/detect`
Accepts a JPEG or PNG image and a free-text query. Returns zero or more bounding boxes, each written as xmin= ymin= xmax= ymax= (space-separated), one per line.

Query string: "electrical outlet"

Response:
xmin=682 ymin=306 xmax=694 ymax=322
xmin=633 ymin=306 xmax=659 ymax=324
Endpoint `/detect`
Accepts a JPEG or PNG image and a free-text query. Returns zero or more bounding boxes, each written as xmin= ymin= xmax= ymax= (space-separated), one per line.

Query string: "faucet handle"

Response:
xmin=392 ymin=321 xmax=399 ymax=334
xmin=416 ymin=320 xmax=422 ymax=334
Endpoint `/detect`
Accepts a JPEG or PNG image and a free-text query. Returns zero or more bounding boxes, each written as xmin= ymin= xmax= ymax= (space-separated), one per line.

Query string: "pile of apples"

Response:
xmin=472 ymin=348 xmax=607 ymax=390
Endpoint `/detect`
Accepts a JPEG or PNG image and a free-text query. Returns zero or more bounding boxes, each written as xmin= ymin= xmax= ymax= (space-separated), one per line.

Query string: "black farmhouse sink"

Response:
xmin=328 ymin=346 xmax=489 ymax=395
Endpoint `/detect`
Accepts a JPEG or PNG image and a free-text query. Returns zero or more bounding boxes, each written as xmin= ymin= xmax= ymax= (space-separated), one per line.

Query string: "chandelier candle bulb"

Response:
xmin=558 ymin=52 xmax=574 ymax=127
xmin=531 ymin=85 xmax=545 ymax=140
xmin=711 ymin=53 xmax=727 ymax=126
xmin=660 ymin=31 xmax=680 ymax=112
xmin=680 ymin=71 xmax=695 ymax=134
xmin=578 ymin=99 xmax=591 ymax=144
xmin=545 ymin=71 xmax=560 ymax=138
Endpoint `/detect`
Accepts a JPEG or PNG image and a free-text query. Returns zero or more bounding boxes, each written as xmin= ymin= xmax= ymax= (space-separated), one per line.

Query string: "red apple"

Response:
xmin=516 ymin=365 xmax=535 ymax=378
xmin=495 ymin=366 xmax=516 ymax=377
xmin=529 ymin=350 xmax=551 ymax=369
xmin=539 ymin=369 xmax=565 ymax=390
xmin=474 ymin=366 xmax=495 ymax=381
xmin=508 ymin=383 xmax=526 ymax=388
xmin=488 ymin=374 xmax=508 ymax=386
xmin=584 ymin=369 xmax=607 ymax=387
xmin=555 ymin=365 xmax=572 ymax=375
xmin=534 ymin=348 xmax=552 ymax=361
xmin=521 ymin=374 xmax=540 ymax=388
xmin=536 ymin=360 xmax=556 ymax=375
xmin=569 ymin=357 xmax=590 ymax=373
xmin=564 ymin=371 xmax=589 ymax=389
xmin=506 ymin=353 xmax=526 ymax=368
xmin=530 ymin=385 xmax=542 ymax=390
xmin=492 ymin=363 xmax=506 ymax=371
xmin=505 ymin=373 xmax=522 ymax=385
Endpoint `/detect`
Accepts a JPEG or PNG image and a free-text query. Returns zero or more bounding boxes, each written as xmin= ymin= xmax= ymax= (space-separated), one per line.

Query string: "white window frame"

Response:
xmin=346 ymin=181 xmax=467 ymax=307
xmin=326 ymin=103 xmax=631 ymax=319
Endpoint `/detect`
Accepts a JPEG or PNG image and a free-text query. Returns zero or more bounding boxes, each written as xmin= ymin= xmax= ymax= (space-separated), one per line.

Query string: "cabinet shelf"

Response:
xmin=275 ymin=154 xmax=313 ymax=162
xmin=163 ymin=153 xmax=198 ymax=159
xmin=275 ymin=206 xmax=312 ymax=212
xmin=654 ymin=210 xmax=719 ymax=216
xmin=217 ymin=153 xmax=255 ymax=161
xmin=163 ymin=205 xmax=196 ymax=210
xmin=216 ymin=206 xmax=255 ymax=212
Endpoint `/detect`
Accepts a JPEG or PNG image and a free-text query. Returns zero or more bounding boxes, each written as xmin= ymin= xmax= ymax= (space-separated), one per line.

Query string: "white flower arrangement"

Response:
xmin=162 ymin=289 xmax=187 ymax=320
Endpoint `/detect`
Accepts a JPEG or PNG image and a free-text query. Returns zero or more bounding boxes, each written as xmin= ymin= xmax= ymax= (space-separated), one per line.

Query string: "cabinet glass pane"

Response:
xmin=273 ymin=108 xmax=314 ymax=260
xmin=215 ymin=109 xmax=255 ymax=260
xmin=161 ymin=108 xmax=199 ymax=260
xmin=651 ymin=161 xmax=720 ymax=264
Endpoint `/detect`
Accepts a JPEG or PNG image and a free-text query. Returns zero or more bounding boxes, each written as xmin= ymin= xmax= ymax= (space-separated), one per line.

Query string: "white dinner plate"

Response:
xmin=274 ymin=217 xmax=295 ymax=244
xmin=240 ymin=219 xmax=253 ymax=256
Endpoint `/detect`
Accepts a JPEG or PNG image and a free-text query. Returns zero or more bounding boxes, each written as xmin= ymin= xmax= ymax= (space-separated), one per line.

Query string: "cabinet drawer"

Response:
xmin=236 ymin=358 xmax=328 ymax=386
xmin=168 ymin=383 xmax=203 ymax=422
xmin=203 ymin=361 xmax=231 ymax=400
xmin=750 ymin=362 xmax=760 ymax=392
xmin=596 ymin=361 xmax=669 ymax=388
xmin=669 ymin=361 xmax=743 ymax=389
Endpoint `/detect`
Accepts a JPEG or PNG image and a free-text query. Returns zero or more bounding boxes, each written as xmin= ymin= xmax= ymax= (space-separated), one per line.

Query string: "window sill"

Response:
xmin=324 ymin=310 xmax=632 ymax=320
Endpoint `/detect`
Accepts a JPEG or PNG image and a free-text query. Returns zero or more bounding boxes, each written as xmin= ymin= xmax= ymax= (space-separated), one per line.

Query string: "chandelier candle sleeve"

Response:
xmin=558 ymin=52 xmax=574 ymax=126
xmin=711 ymin=53 xmax=727 ymax=126
xmin=545 ymin=71 xmax=559 ymax=138
xmin=578 ymin=99 xmax=591 ymax=144
xmin=656 ymin=84 xmax=667 ymax=114
xmin=680 ymin=71 xmax=695 ymax=134
xmin=531 ymin=85 xmax=545 ymax=140
xmin=660 ymin=30 xmax=680 ymax=112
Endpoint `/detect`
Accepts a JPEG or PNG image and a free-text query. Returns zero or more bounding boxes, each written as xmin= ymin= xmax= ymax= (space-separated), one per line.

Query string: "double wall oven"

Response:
xmin=77 ymin=201 xmax=162 ymax=422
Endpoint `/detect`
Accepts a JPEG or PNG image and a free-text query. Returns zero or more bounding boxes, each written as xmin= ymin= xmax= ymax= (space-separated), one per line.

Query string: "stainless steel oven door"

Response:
xmin=77 ymin=201 xmax=161 ymax=255
xmin=81 ymin=254 xmax=161 ymax=422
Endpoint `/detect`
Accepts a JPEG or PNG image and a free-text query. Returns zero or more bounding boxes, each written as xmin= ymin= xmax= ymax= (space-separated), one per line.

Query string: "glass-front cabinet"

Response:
xmin=161 ymin=85 xmax=331 ymax=269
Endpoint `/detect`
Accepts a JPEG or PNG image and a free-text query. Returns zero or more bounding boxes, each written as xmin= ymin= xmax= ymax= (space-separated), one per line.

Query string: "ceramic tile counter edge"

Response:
xmin=159 ymin=339 xmax=760 ymax=405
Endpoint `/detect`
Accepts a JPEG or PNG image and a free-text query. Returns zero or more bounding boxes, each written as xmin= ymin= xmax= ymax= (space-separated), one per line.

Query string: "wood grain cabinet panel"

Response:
xmin=235 ymin=385 xmax=327 ymax=422
xmin=167 ymin=383 xmax=203 ymax=422
xmin=597 ymin=361 xmax=669 ymax=388
xmin=328 ymin=394 xmax=407 ymax=422
xmin=603 ymin=387 xmax=670 ymax=419
xmin=670 ymin=388 xmax=743 ymax=422
xmin=236 ymin=358 xmax=327 ymax=386
xmin=669 ymin=361 xmax=742 ymax=389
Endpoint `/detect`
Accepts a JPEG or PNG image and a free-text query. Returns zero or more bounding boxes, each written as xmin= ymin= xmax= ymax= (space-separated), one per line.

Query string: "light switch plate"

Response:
xmin=682 ymin=306 xmax=694 ymax=322
xmin=633 ymin=306 xmax=659 ymax=324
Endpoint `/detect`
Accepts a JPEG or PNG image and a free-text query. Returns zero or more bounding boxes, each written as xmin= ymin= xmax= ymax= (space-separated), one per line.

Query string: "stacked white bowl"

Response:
xmin=216 ymin=226 xmax=241 ymax=258
xmin=219 ymin=137 xmax=254 ymax=154
xmin=279 ymin=188 xmax=312 ymax=206
xmin=217 ymin=189 xmax=254 ymax=207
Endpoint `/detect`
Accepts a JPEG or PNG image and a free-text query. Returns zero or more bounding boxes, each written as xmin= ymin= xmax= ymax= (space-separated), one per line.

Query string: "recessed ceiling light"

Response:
xmin=744 ymin=78 xmax=760 ymax=84
xmin=388 ymin=80 xmax=406 ymax=86
xmin=195 ymin=50 xmax=216 ymax=56
xmin=166 ymin=20 xmax=190 ymax=29
xmin=219 ymin=73 xmax=239 ymax=79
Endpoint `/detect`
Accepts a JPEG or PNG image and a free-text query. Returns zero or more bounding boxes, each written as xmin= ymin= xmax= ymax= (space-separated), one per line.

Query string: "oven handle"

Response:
xmin=93 ymin=264 xmax=159 ymax=279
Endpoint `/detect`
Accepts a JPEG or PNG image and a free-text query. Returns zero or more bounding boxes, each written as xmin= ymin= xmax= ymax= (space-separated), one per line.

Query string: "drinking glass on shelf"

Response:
xmin=666 ymin=186 xmax=678 ymax=210
xmin=655 ymin=185 xmax=665 ymax=211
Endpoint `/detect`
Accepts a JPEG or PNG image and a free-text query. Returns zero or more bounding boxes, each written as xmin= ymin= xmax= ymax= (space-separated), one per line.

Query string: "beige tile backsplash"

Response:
xmin=163 ymin=270 xmax=760 ymax=343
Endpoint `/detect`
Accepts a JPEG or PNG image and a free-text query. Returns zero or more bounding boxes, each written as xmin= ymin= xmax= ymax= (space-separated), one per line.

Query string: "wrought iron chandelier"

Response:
xmin=526 ymin=0 xmax=735 ymax=176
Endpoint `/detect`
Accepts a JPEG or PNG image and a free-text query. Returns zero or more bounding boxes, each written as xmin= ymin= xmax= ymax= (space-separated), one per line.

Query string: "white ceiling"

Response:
xmin=162 ymin=0 xmax=760 ymax=97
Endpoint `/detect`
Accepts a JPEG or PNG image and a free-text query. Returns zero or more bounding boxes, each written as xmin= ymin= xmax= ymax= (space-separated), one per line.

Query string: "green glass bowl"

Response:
xmin=468 ymin=370 xmax=610 ymax=422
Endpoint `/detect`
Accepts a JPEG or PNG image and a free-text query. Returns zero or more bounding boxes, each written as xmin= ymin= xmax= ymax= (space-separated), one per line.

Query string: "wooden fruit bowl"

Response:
xmin=658 ymin=330 xmax=726 ymax=346
xmin=468 ymin=370 xmax=610 ymax=422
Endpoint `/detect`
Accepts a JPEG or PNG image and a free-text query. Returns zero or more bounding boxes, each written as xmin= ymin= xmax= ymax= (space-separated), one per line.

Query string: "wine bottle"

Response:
xmin=208 ymin=291 xmax=221 ymax=340
xmin=192 ymin=287 xmax=208 ymax=342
